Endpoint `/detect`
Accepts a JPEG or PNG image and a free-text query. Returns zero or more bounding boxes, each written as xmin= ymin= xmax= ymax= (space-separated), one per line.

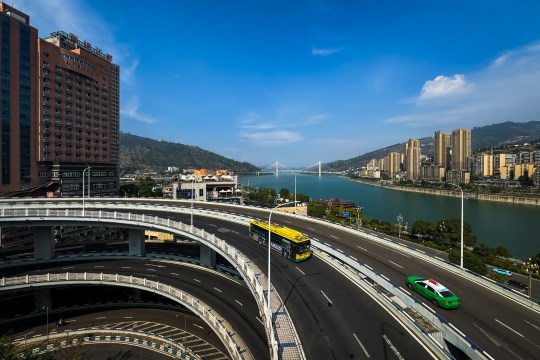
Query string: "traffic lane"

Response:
xmin=8 ymin=259 xmax=269 ymax=360
xmin=292 ymin=220 xmax=540 ymax=360
xmin=198 ymin=219 xmax=435 ymax=359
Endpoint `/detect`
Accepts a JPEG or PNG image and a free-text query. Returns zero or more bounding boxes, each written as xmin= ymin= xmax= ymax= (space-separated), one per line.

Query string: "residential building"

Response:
xmin=384 ymin=151 xmax=401 ymax=179
xmin=404 ymin=139 xmax=421 ymax=181
xmin=474 ymin=153 xmax=493 ymax=177
xmin=451 ymin=129 xmax=471 ymax=172
xmin=434 ymin=131 xmax=451 ymax=170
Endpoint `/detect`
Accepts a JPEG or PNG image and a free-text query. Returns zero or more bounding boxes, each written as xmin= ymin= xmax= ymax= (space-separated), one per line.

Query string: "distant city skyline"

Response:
xmin=12 ymin=0 xmax=540 ymax=167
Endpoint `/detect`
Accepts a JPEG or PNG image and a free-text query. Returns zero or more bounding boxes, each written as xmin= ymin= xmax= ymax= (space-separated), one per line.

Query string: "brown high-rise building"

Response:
xmin=0 ymin=4 xmax=39 ymax=195
xmin=0 ymin=3 xmax=120 ymax=197
xmin=38 ymin=31 xmax=120 ymax=196
xmin=451 ymin=129 xmax=471 ymax=172
xmin=434 ymin=131 xmax=451 ymax=170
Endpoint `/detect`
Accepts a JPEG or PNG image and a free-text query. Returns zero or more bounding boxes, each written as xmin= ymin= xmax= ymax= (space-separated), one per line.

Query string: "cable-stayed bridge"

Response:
xmin=258 ymin=161 xmax=342 ymax=176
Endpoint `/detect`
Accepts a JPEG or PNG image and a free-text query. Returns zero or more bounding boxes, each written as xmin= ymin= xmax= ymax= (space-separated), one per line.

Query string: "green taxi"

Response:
xmin=406 ymin=276 xmax=461 ymax=309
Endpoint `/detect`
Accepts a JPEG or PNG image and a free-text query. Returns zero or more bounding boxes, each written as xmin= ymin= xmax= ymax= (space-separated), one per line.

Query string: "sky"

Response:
xmin=11 ymin=0 xmax=540 ymax=168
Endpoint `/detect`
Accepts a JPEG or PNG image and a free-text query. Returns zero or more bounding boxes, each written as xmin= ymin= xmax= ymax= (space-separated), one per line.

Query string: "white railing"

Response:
xmin=0 ymin=206 xmax=304 ymax=360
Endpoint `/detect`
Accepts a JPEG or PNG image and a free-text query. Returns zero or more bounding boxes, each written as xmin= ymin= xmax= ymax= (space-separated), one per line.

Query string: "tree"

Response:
xmin=495 ymin=246 xmax=512 ymax=258
xmin=449 ymin=249 xmax=487 ymax=275
xmin=434 ymin=218 xmax=476 ymax=247
xmin=411 ymin=219 xmax=435 ymax=238
xmin=279 ymin=188 xmax=290 ymax=200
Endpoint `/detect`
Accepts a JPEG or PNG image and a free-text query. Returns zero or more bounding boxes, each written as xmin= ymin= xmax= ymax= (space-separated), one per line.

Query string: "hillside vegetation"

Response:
xmin=119 ymin=132 xmax=259 ymax=174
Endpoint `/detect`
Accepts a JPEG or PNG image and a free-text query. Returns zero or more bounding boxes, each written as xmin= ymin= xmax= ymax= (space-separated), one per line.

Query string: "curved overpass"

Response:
xmin=2 ymin=198 xmax=538 ymax=359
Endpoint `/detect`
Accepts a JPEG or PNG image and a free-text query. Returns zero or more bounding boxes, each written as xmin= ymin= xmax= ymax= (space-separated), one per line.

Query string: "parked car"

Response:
xmin=492 ymin=268 xmax=512 ymax=276
xmin=508 ymin=279 xmax=528 ymax=291
xmin=406 ymin=276 xmax=461 ymax=309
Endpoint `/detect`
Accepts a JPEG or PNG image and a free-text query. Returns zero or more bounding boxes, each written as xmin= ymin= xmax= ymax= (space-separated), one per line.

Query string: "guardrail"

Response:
xmin=0 ymin=272 xmax=238 ymax=359
xmin=0 ymin=206 xmax=304 ymax=360
xmin=16 ymin=328 xmax=201 ymax=359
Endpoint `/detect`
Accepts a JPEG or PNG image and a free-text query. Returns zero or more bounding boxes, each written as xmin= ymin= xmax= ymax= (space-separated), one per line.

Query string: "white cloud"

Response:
xmin=419 ymin=74 xmax=470 ymax=100
xmin=241 ymin=130 xmax=302 ymax=145
xmin=312 ymin=47 xmax=342 ymax=56
xmin=387 ymin=41 xmax=540 ymax=130
xmin=121 ymin=97 xmax=158 ymax=124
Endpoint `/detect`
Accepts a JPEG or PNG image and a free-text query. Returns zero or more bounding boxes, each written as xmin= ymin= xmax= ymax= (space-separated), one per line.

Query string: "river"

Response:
xmin=239 ymin=174 xmax=539 ymax=260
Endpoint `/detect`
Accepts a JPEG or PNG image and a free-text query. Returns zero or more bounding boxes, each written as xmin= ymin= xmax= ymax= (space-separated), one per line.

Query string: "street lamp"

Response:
xmin=191 ymin=177 xmax=196 ymax=229
xmin=82 ymin=165 xmax=91 ymax=216
xmin=449 ymin=183 xmax=464 ymax=269
xmin=524 ymin=258 xmax=539 ymax=299
xmin=42 ymin=305 xmax=49 ymax=344
xmin=397 ymin=214 xmax=403 ymax=238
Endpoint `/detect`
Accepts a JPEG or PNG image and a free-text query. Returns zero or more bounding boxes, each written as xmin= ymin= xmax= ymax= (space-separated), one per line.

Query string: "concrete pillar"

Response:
xmin=34 ymin=226 xmax=55 ymax=259
xmin=34 ymin=288 xmax=52 ymax=312
xmin=200 ymin=244 xmax=216 ymax=268
xmin=129 ymin=228 xmax=145 ymax=256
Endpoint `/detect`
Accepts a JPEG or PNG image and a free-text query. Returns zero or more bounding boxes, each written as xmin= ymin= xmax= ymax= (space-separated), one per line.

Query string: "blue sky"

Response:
xmin=13 ymin=0 xmax=540 ymax=168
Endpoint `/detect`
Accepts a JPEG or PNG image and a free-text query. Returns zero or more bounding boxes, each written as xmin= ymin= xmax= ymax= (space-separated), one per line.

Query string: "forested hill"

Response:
xmin=326 ymin=121 xmax=540 ymax=171
xmin=119 ymin=132 xmax=259 ymax=174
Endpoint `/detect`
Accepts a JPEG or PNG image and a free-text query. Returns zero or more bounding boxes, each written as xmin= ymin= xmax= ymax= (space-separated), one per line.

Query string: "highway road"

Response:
xmin=2 ymin=198 xmax=539 ymax=359
xmin=0 ymin=258 xmax=269 ymax=359
xmin=204 ymin=203 xmax=540 ymax=360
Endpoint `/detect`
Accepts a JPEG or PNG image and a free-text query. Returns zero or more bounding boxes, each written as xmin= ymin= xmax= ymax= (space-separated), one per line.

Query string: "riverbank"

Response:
xmin=349 ymin=178 xmax=540 ymax=206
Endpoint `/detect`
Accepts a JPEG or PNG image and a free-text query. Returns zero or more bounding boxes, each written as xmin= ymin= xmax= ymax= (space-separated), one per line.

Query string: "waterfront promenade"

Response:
xmin=350 ymin=178 xmax=540 ymax=206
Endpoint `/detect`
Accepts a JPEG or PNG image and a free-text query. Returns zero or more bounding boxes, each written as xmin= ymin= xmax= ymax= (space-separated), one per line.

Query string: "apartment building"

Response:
xmin=383 ymin=151 xmax=401 ymax=179
xmin=434 ymin=131 xmax=451 ymax=170
xmin=451 ymin=129 xmax=471 ymax=172
xmin=404 ymin=139 xmax=421 ymax=181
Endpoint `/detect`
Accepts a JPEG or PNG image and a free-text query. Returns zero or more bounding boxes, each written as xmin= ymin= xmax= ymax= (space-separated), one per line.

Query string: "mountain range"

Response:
xmin=120 ymin=121 xmax=540 ymax=173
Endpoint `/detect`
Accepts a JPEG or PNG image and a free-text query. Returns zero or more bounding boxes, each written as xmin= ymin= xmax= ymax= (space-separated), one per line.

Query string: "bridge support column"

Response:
xmin=34 ymin=226 xmax=55 ymax=259
xmin=34 ymin=288 xmax=52 ymax=312
xmin=128 ymin=229 xmax=145 ymax=256
xmin=200 ymin=244 xmax=216 ymax=268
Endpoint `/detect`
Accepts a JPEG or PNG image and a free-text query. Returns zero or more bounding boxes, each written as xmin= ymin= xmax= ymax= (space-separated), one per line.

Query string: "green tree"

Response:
xmin=434 ymin=218 xmax=476 ymax=247
xmin=307 ymin=201 xmax=326 ymax=218
xmin=411 ymin=220 xmax=435 ymax=238
xmin=279 ymin=188 xmax=290 ymax=200
xmin=495 ymin=246 xmax=512 ymax=258
xmin=449 ymin=249 xmax=487 ymax=275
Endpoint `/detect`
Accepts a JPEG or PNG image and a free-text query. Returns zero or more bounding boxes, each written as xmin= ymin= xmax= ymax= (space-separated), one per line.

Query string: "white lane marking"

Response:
xmin=353 ymin=333 xmax=370 ymax=358
xmin=96 ymin=316 xmax=107 ymax=319
xmin=382 ymin=334 xmax=404 ymax=360
xmin=94 ymin=266 xmax=104 ymax=268
xmin=320 ymin=290 xmax=333 ymax=306
xmin=296 ymin=267 xmax=306 ymax=276
xmin=364 ymin=264 xmax=373 ymax=270
xmin=495 ymin=319 xmax=524 ymax=337
xmin=193 ymin=278 xmax=201 ymax=283
xmin=145 ymin=263 xmax=166 ymax=268
xmin=232 ymin=230 xmax=239 ymax=234
xmin=124 ymin=316 xmax=133 ymax=319
xmin=146 ymin=268 xmax=156 ymax=272
xmin=171 ymin=272 xmax=179 ymax=276
xmin=388 ymin=260 xmax=403 ymax=268
xmin=336 ymin=248 xmax=344 ymax=253
xmin=214 ymin=287 xmax=222 ymax=293
xmin=306 ymin=227 xmax=315 ymax=231
xmin=330 ymin=235 xmax=339 ymax=239
xmin=356 ymin=246 xmax=368 ymax=252
xmin=256 ymin=317 xmax=264 ymax=325
xmin=380 ymin=274 xmax=390 ymax=281
xmin=235 ymin=300 xmax=243 ymax=306
xmin=121 ymin=266 xmax=131 ymax=269
xmin=351 ymin=256 xmax=358 ymax=261
xmin=62 ymin=267 xmax=74 ymax=270
xmin=524 ymin=320 xmax=540 ymax=332
xmin=283 ymin=220 xmax=292 ymax=224
xmin=193 ymin=324 xmax=204 ymax=329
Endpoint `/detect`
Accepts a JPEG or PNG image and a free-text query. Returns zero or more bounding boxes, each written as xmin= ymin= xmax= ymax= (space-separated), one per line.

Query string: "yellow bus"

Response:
xmin=248 ymin=220 xmax=312 ymax=262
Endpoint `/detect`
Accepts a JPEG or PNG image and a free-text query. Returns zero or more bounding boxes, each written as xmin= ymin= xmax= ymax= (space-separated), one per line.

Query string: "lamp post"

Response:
xmin=82 ymin=165 xmax=91 ymax=216
xmin=42 ymin=305 xmax=49 ymax=344
xmin=397 ymin=213 xmax=403 ymax=238
xmin=449 ymin=183 xmax=464 ymax=269
xmin=267 ymin=200 xmax=297 ymax=354
xmin=191 ymin=177 xmax=195 ymax=229
xmin=525 ymin=258 xmax=539 ymax=299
